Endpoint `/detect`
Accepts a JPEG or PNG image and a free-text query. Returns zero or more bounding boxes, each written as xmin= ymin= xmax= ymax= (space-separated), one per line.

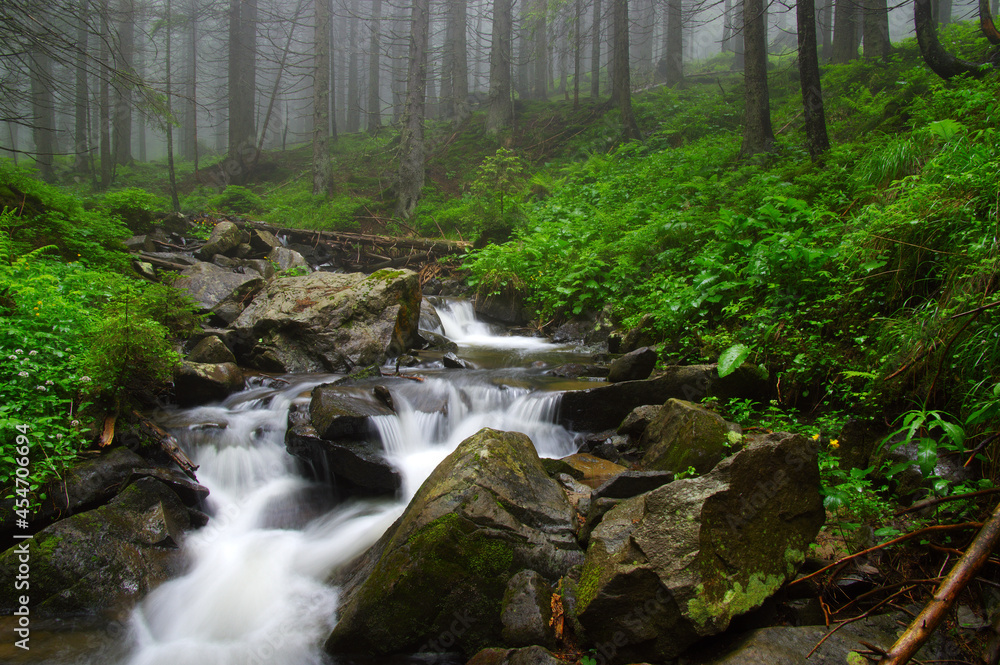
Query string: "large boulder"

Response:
xmin=230 ymin=270 xmax=422 ymax=373
xmin=173 ymin=261 xmax=264 ymax=312
xmin=325 ymin=428 xmax=583 ymax=658
xmin=559 ymin=364 xmax=769 ymax=432
xmin=310 ymin=384 xmax=395 ymax=441
xmin=0 ymin=478 xmax=191 ymax=619
xmin=573 ymin=432 xmax=824 ymax=664
xmin=194 ymin=220 xmax=242 ymax=259
xmin=173 ymin=361 xmax=245 ymax=406
xmin=638 ymin=399 xmax=741 ymax=475
xmin=607 ymin=347 xmax=658 ymax=383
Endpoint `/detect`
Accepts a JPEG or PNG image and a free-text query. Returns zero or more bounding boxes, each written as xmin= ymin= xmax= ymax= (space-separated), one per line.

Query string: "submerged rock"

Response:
xmin=0 ymin=478 xmax=191 ymax=619
xmin=572 ymin=432 xmax=824 ymax=663
xmin=325 ymin=428 xmax=582 ymax=658
xmin=230 ymin=269 xmax=421 ymax=373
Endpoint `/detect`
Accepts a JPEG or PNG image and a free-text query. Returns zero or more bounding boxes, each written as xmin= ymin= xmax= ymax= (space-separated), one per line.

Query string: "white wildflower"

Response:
xmin=29 ymin=350 xmax=37 ymax=356
xmin=18 ymin=371 xmax=29 ymax=378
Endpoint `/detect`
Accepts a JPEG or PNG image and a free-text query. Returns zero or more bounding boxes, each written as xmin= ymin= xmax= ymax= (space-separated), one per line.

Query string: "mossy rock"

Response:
xmin=325 ymin=428 xmax=583 ymax=658
xmin=638 ymin=398 xmax=741 ymax=475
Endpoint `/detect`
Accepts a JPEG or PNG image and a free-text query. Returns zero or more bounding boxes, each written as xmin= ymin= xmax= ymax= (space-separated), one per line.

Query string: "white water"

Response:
xmin=430 ymin=298 xmax=556 ymax=351
xmin=121 ymin=303 xmax=578 ymax=665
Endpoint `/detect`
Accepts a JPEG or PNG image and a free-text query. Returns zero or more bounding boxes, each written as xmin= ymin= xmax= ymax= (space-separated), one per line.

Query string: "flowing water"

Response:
xmin=28 ymin=299 xmax=593 ymax=665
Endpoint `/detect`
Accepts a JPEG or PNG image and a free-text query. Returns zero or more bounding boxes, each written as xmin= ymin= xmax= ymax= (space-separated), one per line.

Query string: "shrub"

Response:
xmin=208 ymin=185 xmax=265 ymax=215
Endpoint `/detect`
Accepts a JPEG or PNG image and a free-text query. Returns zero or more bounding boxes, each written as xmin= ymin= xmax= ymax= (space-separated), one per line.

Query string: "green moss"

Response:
xmin=575 ymin=544 xmax=607 ymax=611
xmin=369 ymin=269 xmax=406 ymax=283
xmin=686 ymin=571 xmax=785 ymax=629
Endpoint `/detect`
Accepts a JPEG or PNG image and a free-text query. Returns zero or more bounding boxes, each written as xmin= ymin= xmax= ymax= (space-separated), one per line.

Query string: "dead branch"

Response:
xmin=131 ymin=410 xmax=199 ymax=480
xmin=878 ymin=500 xmax=1000 ymax=665
xmin=895 ymin=487 xmax=1000 ymax=515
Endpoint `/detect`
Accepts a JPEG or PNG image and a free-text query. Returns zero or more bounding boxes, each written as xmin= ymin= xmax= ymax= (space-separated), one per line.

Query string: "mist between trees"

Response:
xmin=0 ymin=0 xmax=986 ymax=202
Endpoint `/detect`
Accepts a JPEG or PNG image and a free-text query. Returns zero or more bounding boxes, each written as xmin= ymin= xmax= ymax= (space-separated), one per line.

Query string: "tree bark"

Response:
xmin=610 ymin=0 xmax=640 ymax=140
xmin=937 ymin=0 xmax=953 ymax=24
xmin=797 ymin=0 xmax=830 ymax=160
xmin=665 ymin=0 xmax=683 ymax=85
xmin=228 ymin=0 xmax=257 ymax=164
xmin=980 ymin=0 xmax=1000 ymax=45
xmin=396 ymin=0 xmax=430 ymax=219
xmin=863 ymin=0 xmax=891 ymax=59
xmin=367 ymin=0 xmax=382 ymax=132
xmin=915 ymin=0 xmax=991 ymax=78
xmin=532 ymin=0 xmax=549 ymax=99
xmin=486 ymin=0 xmax=514 ymax=135
xmin=347 ymin=0 xmax=360 ymax=133
xmin=74 ymin=0 xmax=90 ymax=173
xmin=442 ymin=0 xmax=469 ymax=120
xmin=313 ymin=0 xmax=331 ymax=195
xmin=819 ymin=0 xmax=833 ymax=59
xmin=591 ymin=0 xmax=602 ymax=97
xmin=183 ymin=0 xmax=199 ymax=167
xmin=165 ymin=0 xmax=180 ymax=212
xmin=732 ymin=0 xmax=745 ymax=70
xmin=739 ymin=0 xmax=774 ymax=157
xmin=722 ymin=0 xmax=732 ymax=52
xmin=831 ymin=0 xmax=859 ymax=63
xmin=100 ymin=0 xmax=112 ymax=188
xmin=573 ymin=0 xmax=581 ymax=107
xmin=29 ymin=47 xmax=56 ymax=182
xmin=113 ymin=0 xmax=135 ymax=167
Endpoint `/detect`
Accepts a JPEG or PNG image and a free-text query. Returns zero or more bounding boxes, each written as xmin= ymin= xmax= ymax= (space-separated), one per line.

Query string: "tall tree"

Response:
xmin=664 ymin=0 xmax=683 ymax=85
xmin=722 ymin=0 xmax=733 ymax=52
xmin=732 ymin=0 xmax=745 ymax=70
xmin=915 ymin=0 xmax=995 ymax=78
xmin=531 ymin=0 xmax=548 ymax=98
xmin=366 ymin=0 xmax=382 ymax=132
xmin=487 ymin=0 xmax=514 ymax=135
xmin=29 ymin=46 xmax=56 ymax=182
xmin=113 ymin=0 xmax=135 ymax=166
xmin=819 ymin=0 xmax=833 ymax=59
xmin=228 ymin=0 xmax=257 ymax=162
xmin=442 ymin=0 xmax=470 ymax=120
xmin=347 ymin=0 xmax=360 ymax=133
xmin=182 ymin=0 xmax=199 ymax=167
xmin=590 ymin=0 xmax=602 ymax=97
xmin=573 ymin=0 xmax=581 ymax=107
xmin=863 ymin=0 xmax=891 ymax=59
xmin=610 ymin=0 xmax=640 ymax=139
xmin=797 ymin=0 xmax=830 ymax=159
xmin=100 ymin=0 xmax=113 ymax=188
xmin=313 ymin=0 xmax=331 ymax=194
xmin=74 ymin=0 xmax=90 ymax=173
xmin=831 ymin=0 xmax=859 ymax=63
xmin=739 ymin=0 xmax=774 ymax=156
xmin=396 ymin=0 xmax=430 ymax=219
xmin=165 ymin=0 xmax=180 ymax=211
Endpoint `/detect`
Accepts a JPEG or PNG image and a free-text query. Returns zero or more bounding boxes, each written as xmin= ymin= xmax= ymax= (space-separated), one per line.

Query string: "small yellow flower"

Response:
xmin=811 ymin=433 xmax=820 ymax=441
xmin=829 ymin=439 xmax=840 ymax=449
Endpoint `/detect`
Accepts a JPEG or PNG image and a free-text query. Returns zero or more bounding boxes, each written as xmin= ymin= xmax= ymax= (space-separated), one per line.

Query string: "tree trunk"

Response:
xmin=29 ymin=47 xmax=56 ymax=182
xmin=611 ymin=0 xmax=640 ymax=140
xmin=347 ymin=0 xmax=360 ymax=133
xmin=113 ymin=0 xmax=135 ymax=167
xmin=573 ymin=0 xmax=581 ymax=107
xmin=980 ymin=0 xmax=1000 ymax=44
xmin=367 ymin=0 xmax=382 ymax=132
xmin=665 ymin=0 xmax=683 ymax=84
xmin=937 ymin=0 xmax=953 ymax=24
xmin=819 ymin=0 xmax=833 ymax=59
xmin=732 ymin=0 xmax=745 ymax=70
xmin=396 ymin=0 xmax=430 ymax=219
xmin=100 ymin=0 xmax=113 ymax=188
xmin=486 ymin=0 xmax=514 ymax=135
xmin=74 ymin=0 xmax=90 ymax=173
xmin=591 ymin=0 xmax=602 ymax=97
xmin=313 ymin=0 xmax=331 ymax=195
xmin=165 ymin=0 xmax=180 ymax=211
xmin=863 ymin=0 xmax=891 ymax=58
xmin=442 ymin=0 xmax=469 ymax=120
xmin=184 ymin=0 xmax=199 ymax=166
xmin=228 ymin=0 xmax=257 ymax=164
xmin=532 ymin=0 xmax=548 ymax=99
xmin=915 ymin=0 xmax=990 ymax=78
xmin=739 ymin=0 xmax=774 ymax=157
xmin=517 ymin=0 xmax=531 ymax=98
xmin=797 ymin=0 xmax=830 ymax=159
xmin=722 ymin=0 xmax=732 ymax=52
xmin=831 ymin=0 xmax=859 ymax=63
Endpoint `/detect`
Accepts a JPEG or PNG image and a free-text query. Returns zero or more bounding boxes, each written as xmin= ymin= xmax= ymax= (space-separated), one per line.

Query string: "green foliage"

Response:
xmin=208 ymin=185 xmax=265 ymax=215
xmin=98 ymin=187 xmax=166 ymax=232
xmin=469 ymin=148 xmax=530 ymax=243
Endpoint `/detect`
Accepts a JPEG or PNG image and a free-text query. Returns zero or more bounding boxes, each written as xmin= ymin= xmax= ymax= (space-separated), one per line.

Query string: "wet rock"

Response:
xmin=286 ymin=401 xmax=401 ymax=498
xmin=173 ymin=362 xmax=245 ymax=406
xmin=268 ymin=246 xmax=309 ymax=272
xmin=125 ymin=235 xmax=156 ymax=252
xmin=310 ymin=384 xmax=395 ymax=441
xmin=210 ymin=276 xmax=267 ymax=325
xmin=542 ymin=453 xmax=628 ymax=488
xmin=325 ymin=428 xmax=582 ymax=658
xmin=419 ymin=298 xmax=444 ymax=331
xmin=230 ymin=270 xmax=422 ymax=373
xmin=173 ymin=261 xmax=264 ymax=312
xmin=474 ymin=291 xmax=530 ymax=326
xmin=618 ymin=314 xmax=657 ymax=353
xmin=443 ymin=352 xmax=474 ymax=370
xmin=617 ymin=405 xmax=663 ymax=438
xmin=572 ymin=432 xmax=824 ymax=663
xmin=559 ymin=364 xmax=769 ymax=433
xmin=194 ymin=220 xmax=241 ymax=259
xmin=248 ymin=228 xmax=281 ymax=254
xmin=592 ymin=470 xmax=675 ymax=500
xmin=548 ymin=363 xmax=609 ymax=379
xmin=638 ymin=399 xmax=742 ymax=475
xmin=607 ymin=347 xmax=658 ymax=383
xmin=186 ymin=335 xmax=237 ymax=365
xmin=0 ymin=478 xmax=191 ymax=619
xmin=420 ymin=330 xmax=458 ymax=353
xmin=501 ymin=570 xmax=556 ymax=648
xmin=468 ymin=646 xmax=564 ymax=665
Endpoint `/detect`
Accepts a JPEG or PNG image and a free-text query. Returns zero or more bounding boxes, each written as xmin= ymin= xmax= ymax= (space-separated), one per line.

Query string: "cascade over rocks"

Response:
xmin=0 ymin=478 xmax=192 ymax=619
xmin=325 ymin=428 xmax=583 ymax=658
xmin=230 ymin=269 xmax=422 ymax=373
xmin=559 ymin=364 xmax=769 ymax=432
xmin=572 ymin=432 xmax=824 ymax=663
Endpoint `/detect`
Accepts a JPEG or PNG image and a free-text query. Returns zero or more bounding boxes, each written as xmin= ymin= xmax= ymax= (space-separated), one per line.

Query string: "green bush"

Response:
xmin=208 ymin=185 xmax=265 ymax=215
xmin=98 ymin=187 xmax=166 ymax=233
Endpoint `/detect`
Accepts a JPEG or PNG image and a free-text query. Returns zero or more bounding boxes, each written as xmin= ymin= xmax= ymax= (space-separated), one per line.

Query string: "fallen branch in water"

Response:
xmin=131 ymin=410 xmax=199 ymax=480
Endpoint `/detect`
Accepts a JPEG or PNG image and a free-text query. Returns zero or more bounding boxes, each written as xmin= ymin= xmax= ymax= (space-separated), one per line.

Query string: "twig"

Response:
xmin=965 ymin=432 xmax=1000 ymax=467
xmin=949 ymin=299 xmax=1000 ymax=320
xmin=807 ymin=586 xmax=917 ymax=659
xmin=895 ymin=487 xmax=1000 ymax=515
xmin=868 ymin=234 xmax=960 ymax=255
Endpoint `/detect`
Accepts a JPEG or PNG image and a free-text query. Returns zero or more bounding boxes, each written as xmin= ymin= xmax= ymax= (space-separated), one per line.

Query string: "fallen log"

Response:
xmin=132 ymin=410 xmax=199 ymax=481
xmin=232 ymin=219 xmax=471 ymax=254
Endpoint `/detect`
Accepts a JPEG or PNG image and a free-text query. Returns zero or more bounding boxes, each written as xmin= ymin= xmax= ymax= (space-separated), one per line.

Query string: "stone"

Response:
xmin=325 ymin=428 xmax=583 ymax=658
xmin=474 ymin=291 xmax=530 ymax=326
xmin=618 ymin=314 xmax=657 ymax=353
xmin=187 ymin=335 xmax=237 ymax=365
xmin=286 ymin=401 xmax=401 ymax=498
xmin=573 ymin=432 xmax=825 ymax=663
xmin=248 ymin=228 xmax=281 ymax=253
xmin=617 ymin=405 xmax=663 ymax=438
xmin=501 ymin=570 xmax=555 ymax=648
xmin=173 ymin=261 xmax=264 ymax=312
xmin=173 ymin=362 xmax=244 ymax=406
xmin=638 ymin=399 xmax=741 ymax=475
xmin=0 ymin=478 xmax=191 ymax=619
xmin=592 ymin=470 xmax=675 ymax=500
xmin=420 ymin=330 xmax=458 ymax=353
xmin=467 ymin=647 xmax=564 ymax=665
xmin=124 ymin=235 xmax=156 ymax=252
xmin=560 ymin=364 xmax=769 ymax=433
xmin=309 ymin=384 xmax=395 ymax=441
xmin=194 ymin=220 xmax=241 ymax=259
xmin=230 ymin=270 xmax=422 ymax=373
xmin=876 ymin=437 xmax=974 ymax=502
xmin=268 ymin=246 xmax=309 ymax=272
xmin=543 ymin=453 xmax=628 ymax=488
xmin=607 ymin=347 xmax=658 ymax=383
xmin=443 ymin=352 xmax=474 ymax=369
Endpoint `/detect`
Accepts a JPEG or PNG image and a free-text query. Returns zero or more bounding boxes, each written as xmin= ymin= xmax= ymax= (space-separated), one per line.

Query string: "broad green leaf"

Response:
xmin=717 ymin=343 xmax=751 ymax=378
